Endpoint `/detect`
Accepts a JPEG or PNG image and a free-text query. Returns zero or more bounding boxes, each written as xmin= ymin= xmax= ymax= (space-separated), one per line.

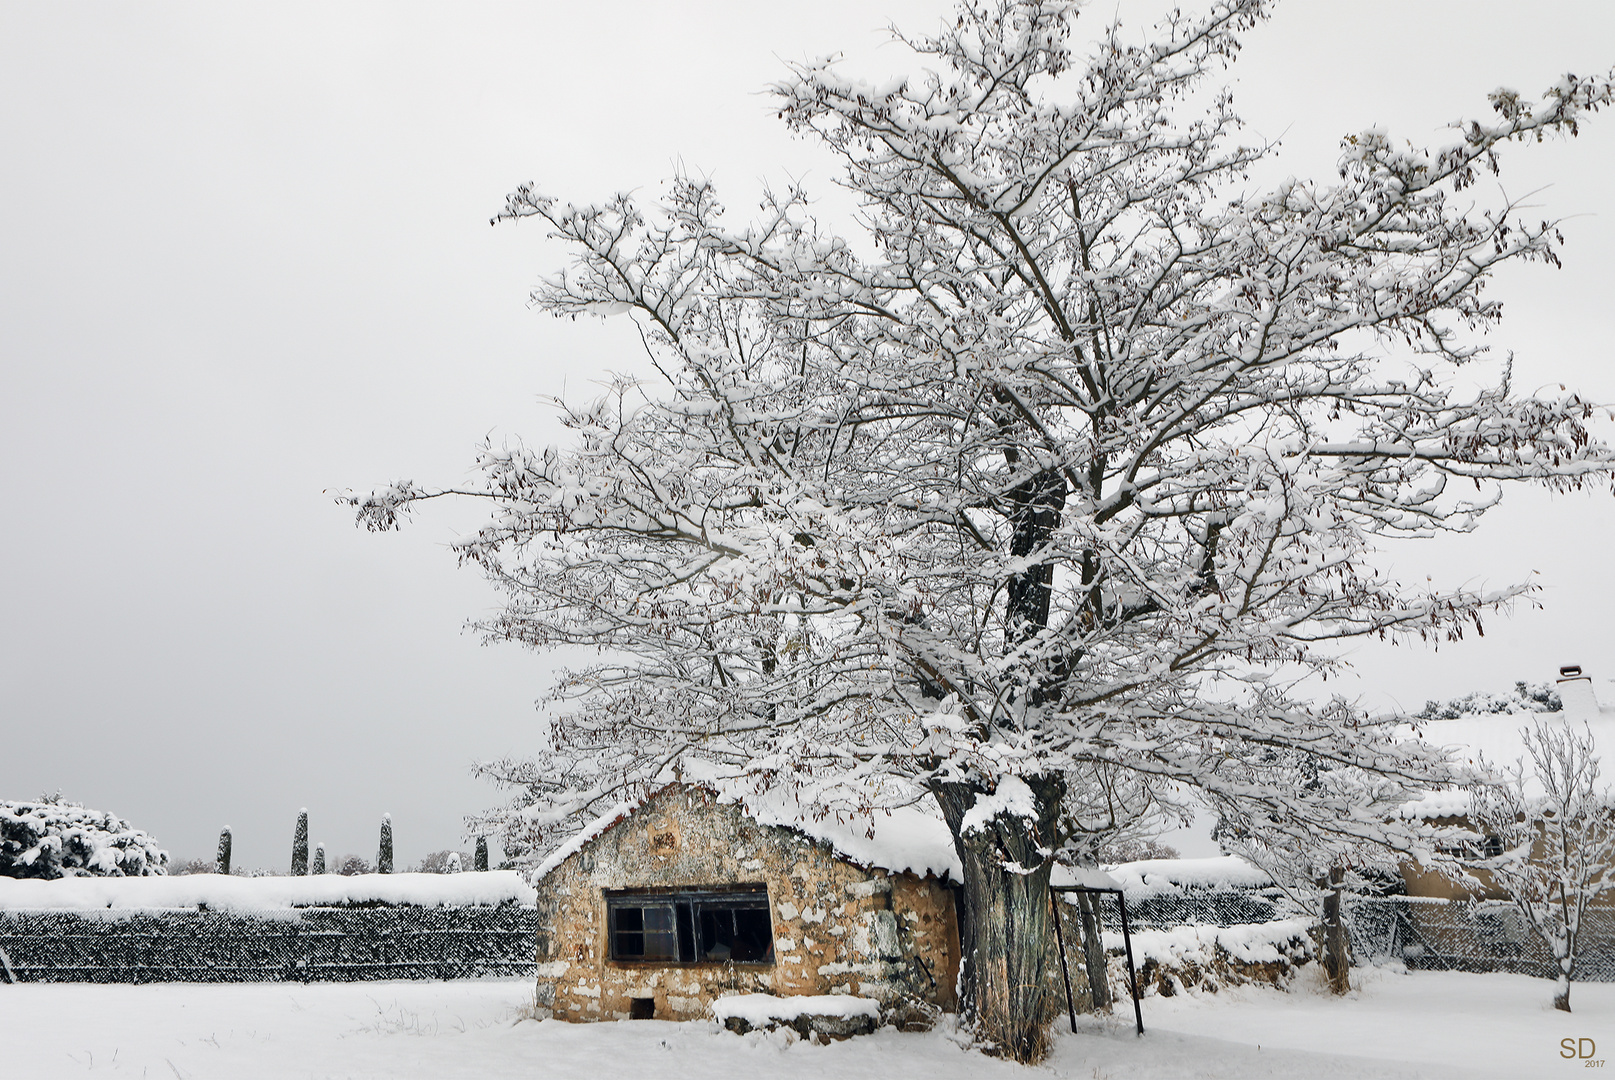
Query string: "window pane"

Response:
xmin=613 ymin=904 xmax=680 ymax=960
xmin=677 ymin=902 xmax=696 ymax=963
xmin=697 ymin=903 xmax=773 ymax=963
xmin=608 ymin=889 xmax=771 ymax=964
xmin=641 ymin=904 xmax=679 ymax=960
xmin=731 ymin=907 xmax=774 ymax=963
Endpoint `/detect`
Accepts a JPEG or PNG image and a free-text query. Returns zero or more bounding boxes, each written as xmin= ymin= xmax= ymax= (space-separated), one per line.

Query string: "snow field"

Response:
xmin=4 ymin=966 xmax=1610 ymax=1079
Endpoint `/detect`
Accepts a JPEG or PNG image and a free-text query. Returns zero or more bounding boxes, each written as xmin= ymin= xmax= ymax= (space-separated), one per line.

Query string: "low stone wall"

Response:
xmin=1106 ymin=917 xmax=1316 ymax=998
xmin=0 ymin=904 xmax=536 ymax=983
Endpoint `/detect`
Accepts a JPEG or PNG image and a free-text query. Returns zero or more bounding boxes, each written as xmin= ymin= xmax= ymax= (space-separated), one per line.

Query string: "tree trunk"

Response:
xmin=1321 ymin=866 xmax=1350 ymax=994
xmin=1077 ymin=891 xmax=1111 ymax=1010
xmin=1554 ymin=932 xmax=1574 ymax=1012
xmin=933 ymin=777 xmax=1063 ymax=1064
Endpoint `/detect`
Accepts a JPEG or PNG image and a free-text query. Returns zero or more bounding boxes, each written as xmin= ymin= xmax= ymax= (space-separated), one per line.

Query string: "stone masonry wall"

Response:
xmin=532 ymin=785 xmax=962 ymax=1022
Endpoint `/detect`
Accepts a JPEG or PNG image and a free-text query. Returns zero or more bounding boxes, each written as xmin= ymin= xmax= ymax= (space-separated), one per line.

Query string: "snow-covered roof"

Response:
xmin=741 ymin=784 xmax=961 ymax=882
xmin=534 ymin=781 xmax=962 ymax=883
xmin=1395 ymin=788 xmax=1473 ymax=820
xmin=1103 ymin=855 xmax=1274 ymax=896
xmin=531 ymin=800 xmax=639 ymax=882
xmin=1052 ymin=864 xmax=1123 ymax=891
xmin=0 ymin=871 xmax=535 ymax=912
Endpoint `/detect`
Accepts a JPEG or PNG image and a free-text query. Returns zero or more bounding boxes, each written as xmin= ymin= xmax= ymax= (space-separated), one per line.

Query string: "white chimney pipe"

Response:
xmin=1557 ymin=664 xmax=1600 ymax=719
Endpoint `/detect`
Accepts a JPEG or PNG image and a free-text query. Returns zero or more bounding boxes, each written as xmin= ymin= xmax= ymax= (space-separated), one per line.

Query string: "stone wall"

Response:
xmin=532 ymin=785 xmax=963 ymax=1022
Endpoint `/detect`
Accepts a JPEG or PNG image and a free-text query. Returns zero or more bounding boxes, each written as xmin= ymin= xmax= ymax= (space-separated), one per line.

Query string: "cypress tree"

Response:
xmin=216 ymin=826 xmax=232 ymax=876
xmin=312 ymin=842 xmax=327 ymax=875
xmin=291 ymin=809 xmax=309 ymax=876
xmin=474 ymin=836 xmax=489 ymax=873
xmin=377 ymin=813 xmax=393 ymax=874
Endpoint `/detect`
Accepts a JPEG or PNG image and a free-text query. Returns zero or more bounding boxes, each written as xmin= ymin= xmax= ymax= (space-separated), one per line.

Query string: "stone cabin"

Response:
xmin=529 ymin=783 xmax=971 ymax=1023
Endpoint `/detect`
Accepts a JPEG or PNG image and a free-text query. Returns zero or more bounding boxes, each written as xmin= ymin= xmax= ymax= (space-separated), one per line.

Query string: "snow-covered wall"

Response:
xmin=1105 ymin=917 xmax=1316 ymax=997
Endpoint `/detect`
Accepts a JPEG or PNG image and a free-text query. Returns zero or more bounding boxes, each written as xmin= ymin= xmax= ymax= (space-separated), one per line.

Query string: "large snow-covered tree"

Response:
xmin=1469 ymin=719 xmax=1615 ymax=1013
xmin=353 ymin=0 xmax=1615 ymax=1059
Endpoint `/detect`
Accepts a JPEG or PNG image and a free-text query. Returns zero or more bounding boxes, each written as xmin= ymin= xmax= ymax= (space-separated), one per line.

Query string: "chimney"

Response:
xmin=1557 ymin=664 xmax=1600 ymax=718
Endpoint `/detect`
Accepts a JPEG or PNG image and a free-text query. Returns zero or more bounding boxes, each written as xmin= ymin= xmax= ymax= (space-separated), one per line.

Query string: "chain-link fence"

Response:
xmin=0 ymin=904 xmax=538 ymax=983
xmin=1092 ymin=888 xmax=1615 ymax=983
xmin=1346 ymin=895 xmax=1615 ymax=981
xmin=1118 ymin=889 xmax=1310 ymax=931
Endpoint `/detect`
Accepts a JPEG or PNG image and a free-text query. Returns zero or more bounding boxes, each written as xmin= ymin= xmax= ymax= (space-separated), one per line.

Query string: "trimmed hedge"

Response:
xmin=0 ymin=904 xmax=536 ymax=983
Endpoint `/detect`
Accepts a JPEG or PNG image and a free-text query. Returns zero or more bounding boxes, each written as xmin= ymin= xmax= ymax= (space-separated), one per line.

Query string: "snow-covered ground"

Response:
xmin=5 ymin=967 xmax=1608 ymax=1079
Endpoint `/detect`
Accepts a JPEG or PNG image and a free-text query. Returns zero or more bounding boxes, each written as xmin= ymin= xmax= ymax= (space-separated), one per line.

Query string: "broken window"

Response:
xmin=606 ymin=886 xmax=773 ymax=964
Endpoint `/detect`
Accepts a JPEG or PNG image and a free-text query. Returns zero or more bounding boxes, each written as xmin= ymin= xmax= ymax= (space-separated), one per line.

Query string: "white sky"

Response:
xmin=4 ymin=1 xmax=1615 ymax=870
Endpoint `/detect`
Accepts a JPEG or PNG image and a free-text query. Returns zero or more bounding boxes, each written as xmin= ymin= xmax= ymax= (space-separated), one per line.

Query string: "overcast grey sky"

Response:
xmin=4 ymin=1 xmax=1614 ymax=871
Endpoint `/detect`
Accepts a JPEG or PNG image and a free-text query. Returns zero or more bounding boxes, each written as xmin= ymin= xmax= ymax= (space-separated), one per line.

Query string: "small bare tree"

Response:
xmin=1470 ymin=720 xmax=1615 ymax=1012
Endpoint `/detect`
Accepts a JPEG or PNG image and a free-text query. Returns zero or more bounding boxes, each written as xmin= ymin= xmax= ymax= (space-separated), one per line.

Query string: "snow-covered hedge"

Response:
xmin=0 ymin=870 xmax=535 ymax=912
xmin=0 ymin=904 xmax=538 ymax=983
xmin=0 ymin=797 xmax=167 ymax=879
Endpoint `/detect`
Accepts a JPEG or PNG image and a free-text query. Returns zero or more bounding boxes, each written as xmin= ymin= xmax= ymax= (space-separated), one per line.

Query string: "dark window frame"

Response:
xmin=605 ymin=885 xmax=774 ymax=966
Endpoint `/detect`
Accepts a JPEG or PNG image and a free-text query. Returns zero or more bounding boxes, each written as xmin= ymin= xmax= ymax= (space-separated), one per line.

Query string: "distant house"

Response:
xmin=529 ymin=782 xmax=978 ymax=1024
xmin=1399 ymin=664 xmax=1615 ymax=901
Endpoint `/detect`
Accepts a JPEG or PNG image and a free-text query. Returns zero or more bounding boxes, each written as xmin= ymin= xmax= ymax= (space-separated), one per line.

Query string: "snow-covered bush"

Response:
xmin=335 ymin=853 xmax=372 ymax=876
xmin=415 ymin=849 xmax=470 ymax=874
xmin=0 ymin=794 xmax=167 ymax=879
xmin=1417 ymin=682 xmax=1564 ymax=721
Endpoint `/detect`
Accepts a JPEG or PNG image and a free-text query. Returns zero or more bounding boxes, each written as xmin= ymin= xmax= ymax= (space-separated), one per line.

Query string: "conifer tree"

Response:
xmin=377 ymin=813 xmax=393 ymax=874
xmin=291 ymin=809 xmax=309 ymax=876
xmin=216 ymin=826 xmax=232 ymax=876
xmin=312 ymin=842 xmax=327 ymax=875
xmin=474 ymin=836 xmax=489 ymax=873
